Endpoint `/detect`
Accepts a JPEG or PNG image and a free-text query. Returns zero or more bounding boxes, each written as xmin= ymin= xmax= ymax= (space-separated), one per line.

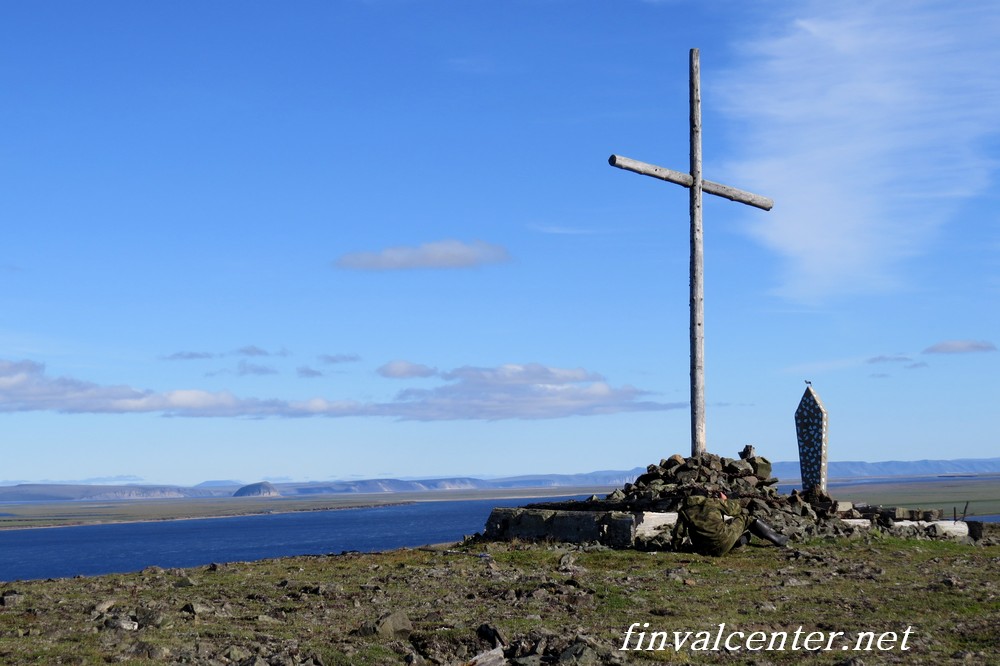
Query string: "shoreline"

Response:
xmin=0 ymin=486 xmax=610 ymax=533
xmin=0 ymin=500 xmax=416 ymax=532
xmin=1 ymin=474 xmax=997 ymax=532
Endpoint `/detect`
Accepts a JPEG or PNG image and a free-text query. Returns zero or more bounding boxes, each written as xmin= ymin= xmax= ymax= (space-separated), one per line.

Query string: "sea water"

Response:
xmin=0 ymin=496 xmax=585 ymax=582
xmin=1 ymin=493 xmax=995 ymax=582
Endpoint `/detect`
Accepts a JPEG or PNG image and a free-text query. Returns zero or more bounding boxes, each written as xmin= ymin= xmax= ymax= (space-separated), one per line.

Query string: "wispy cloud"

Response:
xmin=388 ymin=362 xmax=676 ymax=421
xmin=164 ymin=348 xmax=290 ymax=361
xmin=237 ymin=346 xmax=287 ymax=357
xmin=377 ymin=360 xmax=438 ymax=379
xmin=318 ymin=353 xmax=360 ymax=365
xmin=718 ymin=2 xmax=1000 ymax=302
xmin=335 ymin=240 xmax=510 ymax=271
xmin=297 ymin=366 xmax=323 ymax=378
xmin=922 ymin=340 xmax=997 ymax=354
xmin=236 ymin=361 xmax=278 ymax=376
xmin=866 ymin=355 xmax=912 ymax=364
xmin=161 ymin=351 xmax=217 ymax=361
xmin=0 ymin=358 xmax=679 ymax=421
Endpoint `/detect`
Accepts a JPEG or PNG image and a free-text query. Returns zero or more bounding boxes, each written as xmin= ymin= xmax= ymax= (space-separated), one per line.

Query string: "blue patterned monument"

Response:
xmin=795 ymin=386 xmax=828 ymax=494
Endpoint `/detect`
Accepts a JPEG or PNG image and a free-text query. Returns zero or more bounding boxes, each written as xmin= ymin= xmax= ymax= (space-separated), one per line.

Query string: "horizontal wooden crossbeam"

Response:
xmin=608 ymin=154 xmax=774 ymax=211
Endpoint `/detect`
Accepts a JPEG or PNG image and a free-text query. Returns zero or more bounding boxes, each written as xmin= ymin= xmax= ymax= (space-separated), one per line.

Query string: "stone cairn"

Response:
xmin=597 ymin=445 xmax=858 ymax=547
xmin=511 ymin=445 xmax=984 ymax=549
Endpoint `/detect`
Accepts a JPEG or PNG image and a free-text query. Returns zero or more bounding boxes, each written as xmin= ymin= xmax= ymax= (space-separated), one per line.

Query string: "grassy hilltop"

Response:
xmin=0 ymin=534 xmax=997 ymax=665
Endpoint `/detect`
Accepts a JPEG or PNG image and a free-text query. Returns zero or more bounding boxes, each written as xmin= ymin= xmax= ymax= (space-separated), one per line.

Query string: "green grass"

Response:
xmin=832 ymin=474 xmax=1000 ymax=517
xmin=5 ymin=536 xmax=993 ymax=664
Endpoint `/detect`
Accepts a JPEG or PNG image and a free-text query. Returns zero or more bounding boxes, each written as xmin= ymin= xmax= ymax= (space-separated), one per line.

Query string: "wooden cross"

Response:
xmin=609 ymin=48 xmax=773 ymax=457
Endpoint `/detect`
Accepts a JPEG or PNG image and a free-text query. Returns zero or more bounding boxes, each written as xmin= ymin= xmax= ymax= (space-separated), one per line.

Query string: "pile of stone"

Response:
xmin=488 ymin=445 xmax=986 ymax=549
xmin=603 ymin=445 xmax=782 ymax=510
xmin=597 ymin=446 xmax=860 ymax=546
xmin=487 ymin=446 xmax=858 ymax=549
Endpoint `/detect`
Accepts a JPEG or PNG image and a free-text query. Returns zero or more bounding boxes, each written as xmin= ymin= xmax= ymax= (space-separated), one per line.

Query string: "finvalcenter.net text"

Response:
xmin=620 ymin=622 xmax=913 ymax=653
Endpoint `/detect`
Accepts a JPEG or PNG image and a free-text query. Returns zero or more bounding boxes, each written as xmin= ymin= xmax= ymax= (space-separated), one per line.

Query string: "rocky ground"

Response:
xmin=1 ymin=453 xmax=997 ymax=665
xmin=1 ymin=533 xmax=998 ymax=665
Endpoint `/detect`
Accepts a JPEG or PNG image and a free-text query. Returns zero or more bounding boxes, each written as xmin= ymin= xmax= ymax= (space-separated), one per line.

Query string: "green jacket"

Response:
xmin=672 ymin=495 xmax=754 ymax=556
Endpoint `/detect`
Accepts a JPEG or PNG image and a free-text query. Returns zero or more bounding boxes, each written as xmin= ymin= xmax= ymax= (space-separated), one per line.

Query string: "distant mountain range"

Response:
xmin=772 ymin=457 xmax=1000 ymax=481
xmin=0 ymin=457 xmax=997 ymax=502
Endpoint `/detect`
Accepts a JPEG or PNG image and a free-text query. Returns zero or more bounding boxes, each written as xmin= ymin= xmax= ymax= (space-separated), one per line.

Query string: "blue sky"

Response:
xmin=2 ymin=1 xmax=998 ymax=485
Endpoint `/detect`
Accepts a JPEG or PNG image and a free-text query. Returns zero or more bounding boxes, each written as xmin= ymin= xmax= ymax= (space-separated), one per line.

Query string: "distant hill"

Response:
xmin=771 ymin=457 xmax=1000 ymax=482
xmin=0 ymin=484 xmax=227 ymax=502
xmin=233 ymin=481 xmax=280 ymax=498
xmin=0 ymin=457 xmax=997 ymax=502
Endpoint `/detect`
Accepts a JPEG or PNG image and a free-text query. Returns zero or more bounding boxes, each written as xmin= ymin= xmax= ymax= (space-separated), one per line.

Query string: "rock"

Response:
xmin=223 ymin=645 xmax=253 ymax=662
xmin=136 ymin=607 xmax=166 ymax=628
xmin=256 ymin=614 xmax=283 ymax=625
xmin=238 ymin=657 xmax=270 ymax=666
xmin=557 ymin=640 xmax=602 ymax=665
xmin=1 ymin=592 xmax=24 ymax=607
xmin=92 ymin=599 xmax=117 ymax=614
xmin=181 ymin=601 xmax=214 ymax=616
xmin=605 ymin=488 xmax=625 ymax=502
xmin=476 ymin=623 xmax=507 ymax=648
xmin=747 ymin=455 xmax=772 ymax=479
xmin=512 ymin=656 xmax=544 ymax=666
xmin=374 ymin=610 xmax=412 ymax=639
xmin=465 ymin=647 xmax=506 ymax=665
xmin=174 ymin=576 xmax=198 ymax=588
xmin=129 ymin=642 xmax=172 ymax=659
xmin=723 ymin=459 xmax=754 ymax=476
xmin=104 ymin=616 xmax=139 ymax=631
xmin=665 ymin=454 xmax=686 ymax=468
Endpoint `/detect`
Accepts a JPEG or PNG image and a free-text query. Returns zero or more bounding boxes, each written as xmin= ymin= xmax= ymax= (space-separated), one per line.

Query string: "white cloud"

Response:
xmin=922 ymin=340 xmax=997 ymax=354
xmin=335 ymin=240 xmax=510 ymax=271
xmin=717 ymin=2 xmax=1000 ymax=302
xmin=441 ymin=363 xmax=603 ymax=385
xmin=377 ymin=360 xmax=439 ymax=379
xmin=0 ymin=358 xmax=680 ymax=421
xmin=391 ymin=363 xmax=675 ymax=421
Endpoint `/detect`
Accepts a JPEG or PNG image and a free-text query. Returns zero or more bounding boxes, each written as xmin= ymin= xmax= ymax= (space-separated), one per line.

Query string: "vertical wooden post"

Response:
xmin=689 ymin=48 xmax=706 ymax=457
xmin=608 ymin=49 xmax=773 ymax=458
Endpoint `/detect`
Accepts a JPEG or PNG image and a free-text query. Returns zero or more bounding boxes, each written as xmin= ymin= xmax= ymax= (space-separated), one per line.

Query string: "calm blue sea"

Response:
xmin=1 ymin=494 xmax=995 ymax=582
xmin=0 ymin=496 xmax=586 ymax=582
